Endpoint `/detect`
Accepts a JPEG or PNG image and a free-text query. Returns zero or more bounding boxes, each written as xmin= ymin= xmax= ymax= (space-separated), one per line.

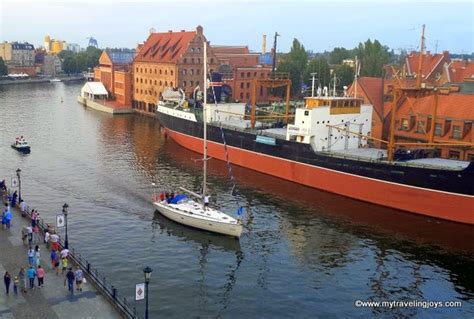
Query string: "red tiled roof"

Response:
xmin=134 ymin=30 xmax=196 ymax=63
xmin=212 ymin=46 xmax=249 ymax=54
xmin=348 ymin=77 xmax=384 ymax=120
xmin=406 ymin=51 xmax=447 ymax=78
xmin=404 ymin=93 xmax=474 ymax=120
xmin=449 ymin=60 xmax=474 ymax=83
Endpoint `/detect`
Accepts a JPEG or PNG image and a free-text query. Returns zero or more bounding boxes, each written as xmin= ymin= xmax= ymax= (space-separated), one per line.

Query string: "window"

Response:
xmin=145 ymin=68 xmax=147 ymax=74
xmin=183 ymin=81 xmax=187 ymax=87
xmin=182 ymin=69 xmax=187 ymax=75
xmin=246 ymin=93 xmax=250 ymax=99
xmin=197 ymin=69 xmax=200 ymax=75
xmin=240 ymin=82 xmax=244 ymax=89
xmin=240 ymin=92 xmax=243 ymax=99
xmin=190 ymin=69 xmax=194 ymax=75
xmin=416 ymin=121 xmax=425 ymax=133
xmin=400 ymin=119 xmax=409 ymax=131
xmin=197 ymin=48 xmax=201 ymax=53
xmin=136 ymin=67 xmax=138 ymax=72
xmin=241 ymin=72 xmax=245 ymax=78
xmin=140 ymin=68 xmax=143 ymax=73
xmin=452 ymin=125 xmax=462 ymax=139
xmin=136 ymin=78 xmax=138 ymax=83
xmin=145 ymin=79 xmax=147 ymax=84
xmin=192 ymin=58 xmax=195 ymax=64
xmin=246 ymin=82 xmax=250 ymax=89
xmin=165 ymin=70 xmax=167 ymax=75
xmin=190 ymin=80 xmax=194 ymax=87
xmin=140 ymin=78 xmax=143 ymax=83
xmin=197 ymin=58 xmax=201 ymax=64
xmin=170 ymin=81 xmax=173 ymax=87
xmin=154 ymin=69 xmax=157 ymax=74
xmin=247 ymin=72 xmax=251 ymax=77
xmin=159 ymin=80 xmax=162 ymax=86
xmin=154 ymin=80 xmax=157 ymax=85
xmin=184 ymin=58 xmax=187 ymax=63
xmin=448 ymin=150 xmax=460 ymax=160
xmin=165 ymin=81 xmax=168 ymax=86
xmin=434 ymin=123 xmax=442 ymax=136
xmin=159 ymin=69 xmax=162 ymax=75
xmin=190 ymin=48 xmax=194 ymax=53
xmin=260 ymin=86 xmax=263 ymax=96
xmin=210 ymin=58 xmax=214 ymax=63
xmin=171 ymin=70 xmax=173 ymax=76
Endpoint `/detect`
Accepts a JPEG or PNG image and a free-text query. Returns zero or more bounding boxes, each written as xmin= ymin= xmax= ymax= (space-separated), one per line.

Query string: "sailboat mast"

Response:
xmin=203 ymin=41 xmax=208 ymax=198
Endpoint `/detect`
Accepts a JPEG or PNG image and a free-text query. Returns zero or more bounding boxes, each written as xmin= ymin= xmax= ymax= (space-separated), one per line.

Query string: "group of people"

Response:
xmin=1 ymin=187 xmax=86 ymax=297
xmin=14 ymin=136 xmax=26 ymax=145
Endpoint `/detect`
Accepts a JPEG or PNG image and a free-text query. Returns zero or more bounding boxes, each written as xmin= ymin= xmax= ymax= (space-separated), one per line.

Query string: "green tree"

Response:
xmin=303 ymin=57 xmax=331 ymax=90
xmin=335 ymin=64 xmax=355 ymax=90
xmin=329 ymin=47 xmax=351 ymax=65
xmin=0 ymin=57 xmax=7 ymax=75
xmin=355 ymin=39 xmax=390 ymax=77
xmin=277 ymin=38 xmax=308 ymax=97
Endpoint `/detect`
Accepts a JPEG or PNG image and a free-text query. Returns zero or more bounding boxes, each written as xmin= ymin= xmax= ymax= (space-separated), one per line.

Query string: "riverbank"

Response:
xmin=0 ymin=190 xmax=129 ymax=319
xmin=0 ymin=76 xmax=85 ymax=86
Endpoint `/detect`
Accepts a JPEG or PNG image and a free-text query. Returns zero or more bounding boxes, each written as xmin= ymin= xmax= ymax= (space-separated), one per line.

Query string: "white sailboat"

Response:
xmin=153 ymin=41 xmax=243 ymax=238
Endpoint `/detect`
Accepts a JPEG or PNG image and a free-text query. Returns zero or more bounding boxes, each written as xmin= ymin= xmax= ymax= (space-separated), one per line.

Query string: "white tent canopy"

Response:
xmin=81 ymin=82 xmax=108 ymax=100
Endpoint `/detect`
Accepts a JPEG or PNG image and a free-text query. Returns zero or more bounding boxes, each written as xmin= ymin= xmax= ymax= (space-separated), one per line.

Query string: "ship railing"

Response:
xmin=3 ymin=189 xmax=139 ymax=319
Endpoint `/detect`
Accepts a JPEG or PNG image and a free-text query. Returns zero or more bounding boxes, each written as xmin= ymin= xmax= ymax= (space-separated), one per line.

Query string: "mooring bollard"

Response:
xmin=112 ymin=286 xmax=117 ymax=300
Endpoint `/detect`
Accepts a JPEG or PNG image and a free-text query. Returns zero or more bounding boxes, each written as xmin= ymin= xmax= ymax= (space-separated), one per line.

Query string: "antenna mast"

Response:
xmin=203 ymin=41 xmax=208 ymax=198
xmin=272 ymin=32 xmax=280 ymax=76
xmin=416 ymin=24 xmax=425 ymax=89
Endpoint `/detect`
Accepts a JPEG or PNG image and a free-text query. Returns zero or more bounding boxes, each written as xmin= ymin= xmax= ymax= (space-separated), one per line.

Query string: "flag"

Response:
xmin=237 ymin=207 xmax=245 ymax=216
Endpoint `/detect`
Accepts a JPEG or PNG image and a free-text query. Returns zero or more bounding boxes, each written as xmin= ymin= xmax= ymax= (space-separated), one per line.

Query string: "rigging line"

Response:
xmin=207 ymin=71 xmax=246 ymax=218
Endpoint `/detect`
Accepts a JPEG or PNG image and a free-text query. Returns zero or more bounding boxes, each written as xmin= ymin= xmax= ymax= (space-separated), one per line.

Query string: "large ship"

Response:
xmin=156 ymin=90 xmax=473 ymax=225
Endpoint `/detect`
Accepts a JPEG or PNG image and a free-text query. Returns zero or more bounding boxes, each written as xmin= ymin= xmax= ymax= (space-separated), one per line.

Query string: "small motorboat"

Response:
xmin=49 ymin=78 xmax=61 ymax=82
xmin=11 ymin=139 xmax=31 ymax=153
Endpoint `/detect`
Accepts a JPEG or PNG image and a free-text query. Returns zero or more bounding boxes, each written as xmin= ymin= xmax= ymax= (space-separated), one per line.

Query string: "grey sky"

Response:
xmin=1 ymin=0 xmax=473 ymax=54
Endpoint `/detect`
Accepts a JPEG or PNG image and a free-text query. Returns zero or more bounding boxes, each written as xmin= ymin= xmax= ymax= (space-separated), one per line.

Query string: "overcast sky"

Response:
xmin=1 ymin=0 xmax=473 ymax=54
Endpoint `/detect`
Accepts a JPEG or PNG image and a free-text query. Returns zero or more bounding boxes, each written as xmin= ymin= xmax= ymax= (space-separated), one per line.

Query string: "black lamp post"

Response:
xmin=62 ymin=203 xmax=69 ymax=249
xmin=143 ymin=266 xmax=153 ymax=319
xmin=16 ymin=168 xmax=21 ymax=202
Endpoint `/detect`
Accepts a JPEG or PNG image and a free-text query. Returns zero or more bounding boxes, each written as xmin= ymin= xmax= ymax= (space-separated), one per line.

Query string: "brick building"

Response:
xmin=393 ymin=90 xmax=474 ymax=161
xmin=132 ymin=26 xmax=219 ymax=114
xmin=212 ymin=45 xmax=272 ymax=103
xmin=0 ymin=41 xmax=36 ymax=76
xmin=94 ymin=50 xmax=134 ymax=106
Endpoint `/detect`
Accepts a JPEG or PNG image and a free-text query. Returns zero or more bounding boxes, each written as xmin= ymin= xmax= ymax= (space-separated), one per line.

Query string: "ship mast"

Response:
xmin=416 ymin=24 xmax=425 ymax=89
xmin=203 ymin=41 xmax=208 ymax=199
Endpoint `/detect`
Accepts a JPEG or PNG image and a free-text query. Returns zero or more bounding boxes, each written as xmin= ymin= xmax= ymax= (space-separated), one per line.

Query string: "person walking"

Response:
xmin=32 ymin=225 xmax=40 ymax=244
xmin=27 ymin=247 xmax=35 ymax=266
xmin=3 ymin=272 xmax=11 ymax=294
xmin=44 ymin=230 xmax=50 ymax=250
xmin=34 ymin=245 xmax=41 ymax=267
xmin=11 ymin=191 xmax=17 ymax=208
xmin=65 ymin=268 xmax=75 ymax=295
xmin=18 ymin=267 xmax=26 ymax=293
xmin=13 ymin=276 xmax=19 ymax=295
xmin=60 ymin=248 xmax=69 ymax=259
xmin=27 ymin=266 xmax=36 ymax=289
xmin=50 ymin=233 xmax=59 ymax=252
xmin=21 ymin=226 xmax=28 ymax=245
xmin=26 ymin=225 xmax=33 ymax=246
xmin=36 ymin=266 xmax=45 ymax=288
xmin=61 ymin=257 xmax=68 ymax=275
xmin=75 ymin=267 xmax=83 ymax=292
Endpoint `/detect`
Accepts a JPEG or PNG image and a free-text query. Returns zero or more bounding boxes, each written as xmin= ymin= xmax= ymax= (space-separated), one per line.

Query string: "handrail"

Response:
xmin=3 ymin=188 xmax=139 ymax=319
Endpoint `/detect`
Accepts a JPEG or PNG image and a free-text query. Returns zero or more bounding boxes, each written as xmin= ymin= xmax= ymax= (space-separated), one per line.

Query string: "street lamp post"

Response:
xmin=62 ymin=203 xmax=69 ymax=249
xmin=143 ymin=266 xmax=153 ymax=319
xmin=16 ymin=168 xmax=21 ymax=202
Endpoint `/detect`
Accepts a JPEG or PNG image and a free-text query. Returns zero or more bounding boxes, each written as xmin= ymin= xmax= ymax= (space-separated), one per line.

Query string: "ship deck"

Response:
xmin=330 ymin=148 xmax=470 ymax=170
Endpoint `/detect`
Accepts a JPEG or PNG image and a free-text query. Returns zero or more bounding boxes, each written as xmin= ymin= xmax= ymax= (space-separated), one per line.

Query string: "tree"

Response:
xmin=0 ymin=57 xmax=7 ymax=75
xmin=329 ymin=47 xmax=351 ymax=65
xmin=334 ymin=64 xmax=355 ymax=90
xmin=303 ymin=57 xmax=331 ymax=91
xmin=277 ymin=38 xmax=308 ymax=97
xmin=355 ymin=39 xmax=391 ymax=77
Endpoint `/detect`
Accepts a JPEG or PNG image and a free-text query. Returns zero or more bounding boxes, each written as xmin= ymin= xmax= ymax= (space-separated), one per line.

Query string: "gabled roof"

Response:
xmin=448 ymin=60 xmax=474 ymax=83
xmin=134 ymin=30 xmax=197 ymax=64
xmin=349 ymin=77 xmax=384 ymax=120
xmin=81 ymin=82 xmax=108 ymax=95
xmin=406 ymin=51 xmax=448 ymax=79
xmin=108 ymin=51 xmax=134 ymax=64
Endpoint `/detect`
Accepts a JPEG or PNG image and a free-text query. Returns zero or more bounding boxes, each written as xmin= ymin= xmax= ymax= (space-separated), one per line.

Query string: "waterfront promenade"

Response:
xmin=0 ymin=202 xmax=120 ymax=318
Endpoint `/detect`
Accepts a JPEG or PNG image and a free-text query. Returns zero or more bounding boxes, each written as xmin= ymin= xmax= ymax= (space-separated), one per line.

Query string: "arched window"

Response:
xmin=182 ymin=69 xmax=187 ymax=75
xmin=159 ymin=69 xmax=162 ymax=75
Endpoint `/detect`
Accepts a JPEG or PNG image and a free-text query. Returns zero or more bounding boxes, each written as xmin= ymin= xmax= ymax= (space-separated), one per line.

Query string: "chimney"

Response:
xmin=168 ymin=30 xmax=172 ymax=33
xmin=196 ymin=25 xmax=203 ymax=35
xmin=442 ymin=50 xmax=449 ymax=58
xmin=262 ymin=34 xmax=266 ymax=54
xmin=181 ymin=30 xmax=185 ymax=32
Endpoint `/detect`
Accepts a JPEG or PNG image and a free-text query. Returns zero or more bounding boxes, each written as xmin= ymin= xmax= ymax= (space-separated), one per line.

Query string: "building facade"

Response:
xmin=132 ymin=26 xmax=219 ymax=114
xmin=0 ymin=42 xmax=36 ymax=75
xmin=212 ymin=45 xmax=272 ymax=103
xmin=94 ymin=50 xmax=134 ymax=106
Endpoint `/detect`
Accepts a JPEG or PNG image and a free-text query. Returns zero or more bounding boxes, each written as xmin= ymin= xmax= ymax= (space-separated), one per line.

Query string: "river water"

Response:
xmin=1 ymin=82 xmax=473 ymax=318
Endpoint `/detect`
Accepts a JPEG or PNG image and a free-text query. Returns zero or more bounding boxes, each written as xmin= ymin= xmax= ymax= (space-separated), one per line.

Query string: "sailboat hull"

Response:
xmin=153 ymin=201 xmax=243 ymax=238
